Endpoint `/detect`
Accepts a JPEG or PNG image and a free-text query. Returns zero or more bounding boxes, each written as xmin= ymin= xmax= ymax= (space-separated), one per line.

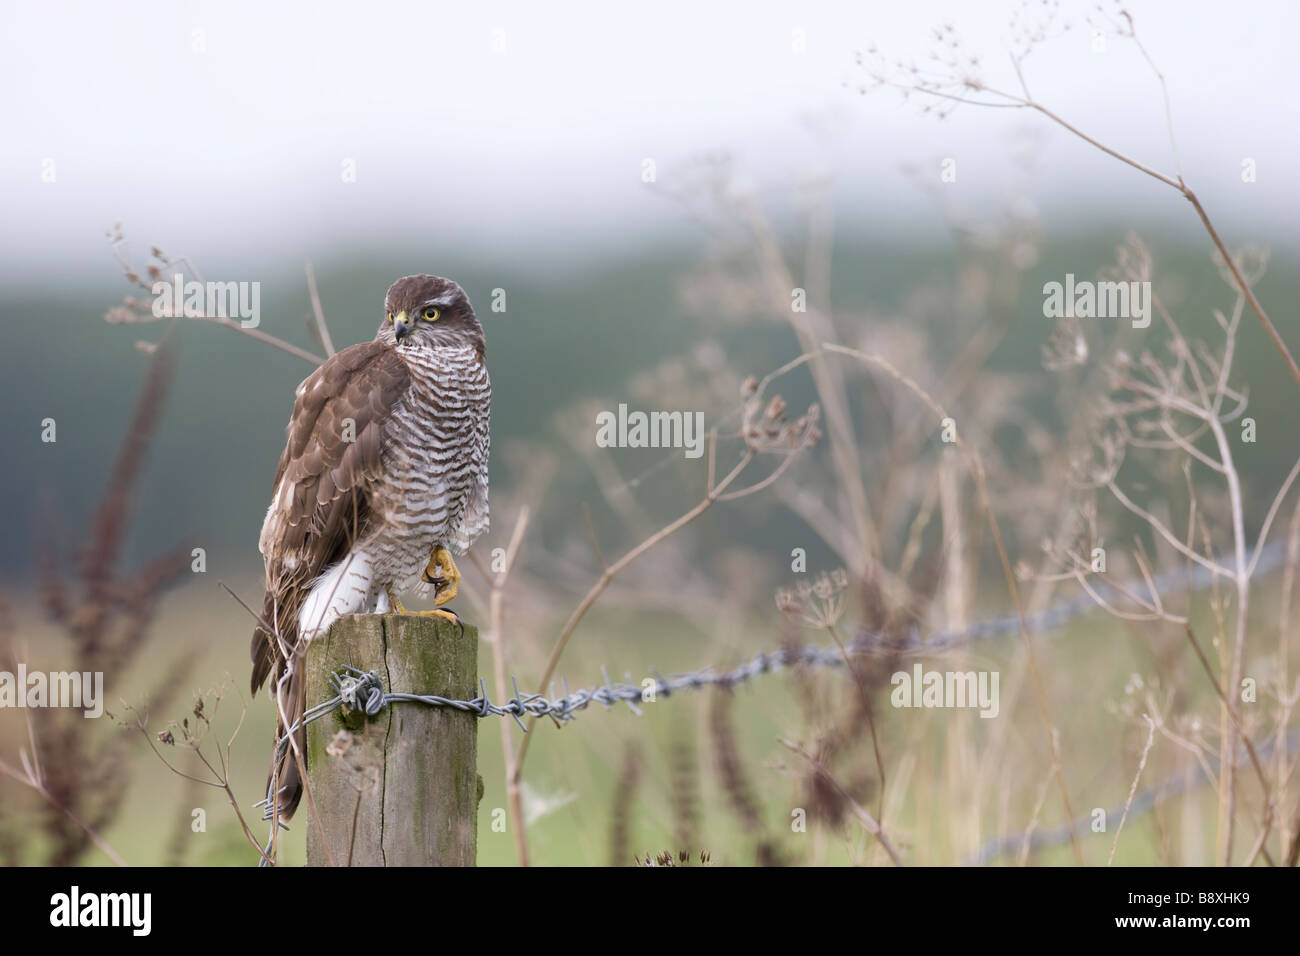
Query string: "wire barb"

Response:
xmin=258 ymin=539 xmax=1291 ymax=843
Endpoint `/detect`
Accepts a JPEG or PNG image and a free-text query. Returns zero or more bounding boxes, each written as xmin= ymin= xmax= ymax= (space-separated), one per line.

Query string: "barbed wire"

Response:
xmin=915 ymin=538 xmax=1287 ymax=651
xmin=965 ymin=729 xmax=1300 ymax=865
xmin=273 ymin=537 xmax=1290 ymax=742
xmin=258 ymin=539 xmax=1290 ymax=835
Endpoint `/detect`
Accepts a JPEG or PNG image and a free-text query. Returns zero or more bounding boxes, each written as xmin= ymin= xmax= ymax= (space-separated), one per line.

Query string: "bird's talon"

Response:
xmin=384 ymin=583 xmax=460 ymax=631
xmin=422 ymin=547 xmax=461 ymax=607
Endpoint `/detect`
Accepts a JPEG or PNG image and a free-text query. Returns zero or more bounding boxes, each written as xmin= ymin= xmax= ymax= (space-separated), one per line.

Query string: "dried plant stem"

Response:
xmin=1178 ymin=622 xmax=1275 ymax=863
xmin=780 ymin=738 xmax=903 ymax=866
xmin=304 ymin=260 xmax=336 ymax=357
xmin=1279 ymin=502 xmax=1300 ymax=861
xmin=137 ymin=728 xmax=272 ymax=865
xmin=1209 ymin=412 xmax=1251 ymax=865
xmin=889 ymin=55 xmax=1299 ymax=390
xmin=107 ymin=235 xmax=329 ymax=366
xmin=479 ymin=508 xmax=532 ymax=865
xmin=1109 ymin=717 xmax=1157 ymax=865
xmin=826 ymin=622 xmax=888 ymax=823
xmin=1017 ymin=768 xmax=1055 ymax=866
xmin=0 ymin=758 xmax=127 ymax=866
xmin=189 ymin=315 xmax=325 ymax=365
xmin=739 ymin=199 xmax=879 ymax=565
xmin=512 ymin=447 xmax=756 ymax=777
xmin=824 ymin=342 xmax=1085 ymax=865
xmin=1098 ymin=308 xmax=1295 ymax=863
xmin=976 ymin=460 xmax=1085 ymax=866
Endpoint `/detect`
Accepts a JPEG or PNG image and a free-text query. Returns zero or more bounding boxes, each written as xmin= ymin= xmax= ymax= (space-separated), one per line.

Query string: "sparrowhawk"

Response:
xmin=250 ymin=274 xmax=490 ymax=821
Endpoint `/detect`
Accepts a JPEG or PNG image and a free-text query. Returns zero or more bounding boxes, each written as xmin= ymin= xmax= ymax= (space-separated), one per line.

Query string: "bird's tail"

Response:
xmin=264 ymin=664 xmax=306 ymax=822
xmin=251 ymin=587 xmax=307 ymax=823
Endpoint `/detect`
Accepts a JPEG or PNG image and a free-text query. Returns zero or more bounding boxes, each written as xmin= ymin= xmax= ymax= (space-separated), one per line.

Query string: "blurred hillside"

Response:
xmin=1 ymin=229 xmax=1296 ymax=592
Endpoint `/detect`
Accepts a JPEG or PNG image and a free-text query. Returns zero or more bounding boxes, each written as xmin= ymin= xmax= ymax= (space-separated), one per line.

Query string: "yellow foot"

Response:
xmin=385 ymin=586 xmax=461 ymax=625
xmin=421 ymin=547 xmax=461 ymax=607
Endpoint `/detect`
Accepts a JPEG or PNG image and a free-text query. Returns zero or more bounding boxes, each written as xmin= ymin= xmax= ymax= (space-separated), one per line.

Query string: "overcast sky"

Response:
xmin=2 ymin=0 xmax=1296 ymax=284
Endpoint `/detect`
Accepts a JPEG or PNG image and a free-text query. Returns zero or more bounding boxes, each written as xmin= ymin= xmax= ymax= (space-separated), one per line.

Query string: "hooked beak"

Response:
xmin=393 ymin=311 xmax=412 ymax=342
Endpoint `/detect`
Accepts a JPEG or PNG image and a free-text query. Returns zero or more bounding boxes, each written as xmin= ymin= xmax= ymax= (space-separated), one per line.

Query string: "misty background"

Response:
xmin=2 ymin=0 xmax=1297 ymax=582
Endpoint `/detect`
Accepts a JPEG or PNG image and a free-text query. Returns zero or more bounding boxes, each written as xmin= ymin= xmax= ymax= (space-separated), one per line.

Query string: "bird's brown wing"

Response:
xmin=250 ymin=340 xmax=410 ymax=694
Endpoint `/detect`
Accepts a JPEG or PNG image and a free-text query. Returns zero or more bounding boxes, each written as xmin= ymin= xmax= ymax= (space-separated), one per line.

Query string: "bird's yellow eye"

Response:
xmin=423 ymin=307 xmax=439 ymax=321
xmin=387 ymin=311 xmax=393 ymax=323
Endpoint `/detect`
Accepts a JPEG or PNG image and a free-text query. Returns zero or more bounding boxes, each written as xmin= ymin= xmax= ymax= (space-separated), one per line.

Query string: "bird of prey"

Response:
xmin=250 ymin=274 xmax=490 ymax=821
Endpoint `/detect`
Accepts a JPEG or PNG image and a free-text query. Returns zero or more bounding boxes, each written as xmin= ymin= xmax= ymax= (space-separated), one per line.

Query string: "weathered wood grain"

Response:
xmin=305 ymin=614 xmax=478 ymax=866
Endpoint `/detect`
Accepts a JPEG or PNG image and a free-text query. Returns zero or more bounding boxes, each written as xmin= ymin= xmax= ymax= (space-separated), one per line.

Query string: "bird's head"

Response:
xmin=376 ymin=274 xmax=484 ymax=355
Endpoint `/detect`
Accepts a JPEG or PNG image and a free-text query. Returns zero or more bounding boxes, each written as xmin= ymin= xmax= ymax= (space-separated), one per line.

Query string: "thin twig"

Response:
xmin=779 ymin=738 xmax=904 ymax=866
xmin=1109 ymin=717 xmax=1157 ymax=865
xmin=304 ymin=260 xmax=336 ymax=358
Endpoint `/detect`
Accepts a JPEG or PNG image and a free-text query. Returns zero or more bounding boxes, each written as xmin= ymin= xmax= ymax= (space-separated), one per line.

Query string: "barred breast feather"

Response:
xmin=368 ymin=343 xmax=490 ymax=591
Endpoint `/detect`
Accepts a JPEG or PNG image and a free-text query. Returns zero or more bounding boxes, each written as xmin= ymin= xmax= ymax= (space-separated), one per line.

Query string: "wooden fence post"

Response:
xmin=304 ymin=614 xmax=480 ymax=866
